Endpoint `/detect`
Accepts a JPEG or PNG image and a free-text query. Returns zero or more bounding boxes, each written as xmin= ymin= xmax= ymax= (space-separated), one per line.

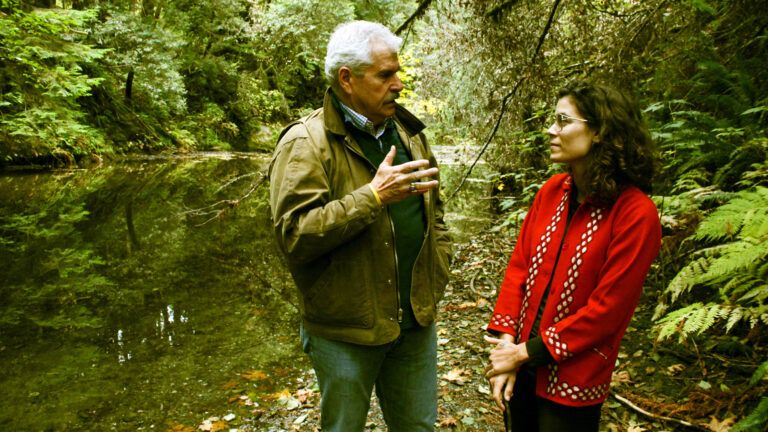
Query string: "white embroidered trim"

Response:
xmin=517 ymin=192 xmax=569 ymax=337
xmin=546 ymin=364 xmax=610 ymax=402
xmin=552 ymin=208 xmax=603 ymax=324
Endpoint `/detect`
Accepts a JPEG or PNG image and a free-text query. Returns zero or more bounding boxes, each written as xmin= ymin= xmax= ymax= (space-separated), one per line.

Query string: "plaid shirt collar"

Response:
xmin=336 ymin=100 xmax=394 ymax=139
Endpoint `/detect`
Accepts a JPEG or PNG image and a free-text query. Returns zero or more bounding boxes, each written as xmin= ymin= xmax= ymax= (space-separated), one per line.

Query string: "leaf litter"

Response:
xmin=167 ymin=223 xmax=766 ymax=431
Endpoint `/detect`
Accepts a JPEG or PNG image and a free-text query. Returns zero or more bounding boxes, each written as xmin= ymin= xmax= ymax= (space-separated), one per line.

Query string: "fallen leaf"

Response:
xmin=611 ymin=370 xmax=631 ymax=386
xmin=438 ymin=416 xmax=459 ymax=427
xmin=295 ymin=388 xmax=315 ymax=403
xmin=268 ymin=389 xmax=292 ymax=400
xmin=240 ymin=370 xmax=268 ymax=381
xmin=707 ymin=416 xmax=736 ymax=432
xmin=221 ymin=379 xmax=239 ymax=390
xmin=442 ymin=368 xmax=468 ymax=385
xmin=627 ymin=425 xmax=646 ymax=432
xmin=278 ymin=394 xmax=302 ymax=410
xmin=667 ymin=364 xmax=685 ymax=375
xmin=209 ymin=421 xmax=228 ymax=432
xmin=166 ymin=423 xmax=195 ymax=432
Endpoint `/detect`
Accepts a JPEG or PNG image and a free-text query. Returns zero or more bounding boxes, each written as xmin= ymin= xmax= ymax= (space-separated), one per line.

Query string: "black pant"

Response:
xmin=505 ymin=367 xmax=602 ymax=432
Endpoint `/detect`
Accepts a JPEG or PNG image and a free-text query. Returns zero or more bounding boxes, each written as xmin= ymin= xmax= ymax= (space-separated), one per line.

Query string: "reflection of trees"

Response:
xmin=0 ymin=156 xmax=296 ymax=338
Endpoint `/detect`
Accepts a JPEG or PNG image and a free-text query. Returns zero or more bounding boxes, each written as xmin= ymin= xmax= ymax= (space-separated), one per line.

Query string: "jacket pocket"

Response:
xmin=431 ymin=235 xmax=451 ymax=304
xmin=303 ymin=257 xmax=375 ymax=329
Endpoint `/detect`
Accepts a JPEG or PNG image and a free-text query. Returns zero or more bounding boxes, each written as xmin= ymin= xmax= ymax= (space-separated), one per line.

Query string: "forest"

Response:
xmin=1 ymin=0 xmax=766 ymax=431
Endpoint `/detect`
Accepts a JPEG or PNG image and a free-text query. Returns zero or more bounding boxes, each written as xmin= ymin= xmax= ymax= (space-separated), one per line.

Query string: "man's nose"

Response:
xmin=391 ymin=74 xmax=404 ymax=92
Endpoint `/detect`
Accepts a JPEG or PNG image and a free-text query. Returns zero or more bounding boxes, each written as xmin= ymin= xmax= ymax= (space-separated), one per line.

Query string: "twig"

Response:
xmin=448 ymin=0 xmax=563 ymax=201
xmin=182 ymin=174 xmax=268 ymax=227
xmin=395 ymin=0 xmax=432 ymax=35
xmin=612 ymin=393 xmax=706 ymax=430
xmin=486 ymin=0 xmax=521 ymax=19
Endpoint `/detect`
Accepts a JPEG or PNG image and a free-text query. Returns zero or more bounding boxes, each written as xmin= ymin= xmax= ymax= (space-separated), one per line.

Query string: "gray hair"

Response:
xmin=324 ymin=21 xmax=402 ymax=92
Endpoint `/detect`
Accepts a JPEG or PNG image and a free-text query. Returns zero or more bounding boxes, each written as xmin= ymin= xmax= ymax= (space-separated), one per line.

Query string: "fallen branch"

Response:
xmin=612 ymin=393 xmax=706 ymax=430
xmin=181 ymin=173 xmax=268 ymax=227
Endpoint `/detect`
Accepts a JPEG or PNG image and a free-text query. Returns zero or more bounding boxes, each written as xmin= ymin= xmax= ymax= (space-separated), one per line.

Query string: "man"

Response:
xmin=268 ymin=20 xmax=452 ymax=431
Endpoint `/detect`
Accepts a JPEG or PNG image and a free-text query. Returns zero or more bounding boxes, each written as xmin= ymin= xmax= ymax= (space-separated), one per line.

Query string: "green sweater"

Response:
xmin=347 ymin=122 xmax=426 ymax=329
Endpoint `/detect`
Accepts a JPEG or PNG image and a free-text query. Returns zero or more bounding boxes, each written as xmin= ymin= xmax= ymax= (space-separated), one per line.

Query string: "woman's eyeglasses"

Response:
xmin=553 ymin=113 xmax=588 ymax=130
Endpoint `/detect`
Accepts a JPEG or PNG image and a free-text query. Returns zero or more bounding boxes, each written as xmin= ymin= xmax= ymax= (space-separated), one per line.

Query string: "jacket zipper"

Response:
xmin=344 ymin=135 xmax=402 ymax=323
xmin=388 ymin=211 xmax=403 ymax=323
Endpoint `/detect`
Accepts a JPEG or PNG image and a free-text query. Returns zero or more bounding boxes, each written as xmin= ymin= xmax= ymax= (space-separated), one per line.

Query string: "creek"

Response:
xmin=0 ymin=148 xmax=491 ymax=430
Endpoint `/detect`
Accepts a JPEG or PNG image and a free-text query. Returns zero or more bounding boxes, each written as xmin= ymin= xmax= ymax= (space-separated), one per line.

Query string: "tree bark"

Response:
xmin=125 ymin=68 xmax=134 ymax=103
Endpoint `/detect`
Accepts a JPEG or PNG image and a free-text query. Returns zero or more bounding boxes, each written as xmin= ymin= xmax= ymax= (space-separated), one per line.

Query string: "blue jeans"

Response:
xmin=301 ymin=324 xmax=437 ymax=432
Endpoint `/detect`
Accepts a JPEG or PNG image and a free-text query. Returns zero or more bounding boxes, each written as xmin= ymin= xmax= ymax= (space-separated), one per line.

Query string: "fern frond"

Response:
xmin=726 ymin=306 xmax=743 ymax=332
xmin=736 ymin=282 xmax=768 ymax=304
xmin=680 ymin=303 xmax=727 ymax=336
xmin=655 ymin=303 xmax=755 ymax=340
xmin=656 ymin=304 xmax=695 ymax=341
xmin=665 ymin=257 xmax=710 ymax=303
xmin=750 ymin=359 xmax=768 ymax=387
xmin=694 ymin=186 xmax=768 ymax=242
xmin=700 ymin=239 xmax=768 ymax=286
xmin=731 ymin=396 xmax=768 ymax=432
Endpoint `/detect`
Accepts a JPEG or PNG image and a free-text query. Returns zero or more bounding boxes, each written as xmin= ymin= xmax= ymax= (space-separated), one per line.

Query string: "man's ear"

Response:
xmin=338 ymin=67 xmax=354 ymax=95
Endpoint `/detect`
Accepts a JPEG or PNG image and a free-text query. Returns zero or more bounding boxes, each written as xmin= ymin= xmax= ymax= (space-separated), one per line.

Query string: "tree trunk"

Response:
xmin=125 ymin=68 xmax=134 ymax=103
xmin=29 ymin=0 xmax=56 ymax=7
xmin=125 ymin=200 xmax=140 ymax=253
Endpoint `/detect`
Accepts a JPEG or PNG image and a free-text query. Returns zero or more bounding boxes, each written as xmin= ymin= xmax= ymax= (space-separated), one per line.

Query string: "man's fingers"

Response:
xmin=380 ymin=146 xmax=397 ymax=167
xmin=409 ymin=180 xmax=439 ymax=194
xmin=392 ymin=158 xmax=433 ymax=173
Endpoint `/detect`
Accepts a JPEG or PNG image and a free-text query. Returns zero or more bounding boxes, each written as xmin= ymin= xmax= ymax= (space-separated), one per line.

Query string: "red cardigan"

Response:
xmin=487 ymin=173 xmax=661 ymax=406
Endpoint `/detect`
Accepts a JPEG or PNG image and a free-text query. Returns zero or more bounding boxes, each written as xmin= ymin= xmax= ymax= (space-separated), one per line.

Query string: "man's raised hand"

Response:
xmin=370 ymin=146 xmax=439 ymax=205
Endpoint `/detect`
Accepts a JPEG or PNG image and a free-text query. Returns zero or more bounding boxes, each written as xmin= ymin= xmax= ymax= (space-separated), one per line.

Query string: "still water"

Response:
xmin=0 ymin=149 xmax=491 ymax=431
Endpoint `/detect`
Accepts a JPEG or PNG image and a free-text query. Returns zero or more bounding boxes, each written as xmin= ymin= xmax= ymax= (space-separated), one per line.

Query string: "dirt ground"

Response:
xmin=183 ymin=223 xmax=766 ymax=432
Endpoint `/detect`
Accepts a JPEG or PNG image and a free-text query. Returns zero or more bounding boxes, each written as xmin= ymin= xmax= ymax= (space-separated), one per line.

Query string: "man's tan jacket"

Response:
xmin=269 ymin=90 xmax=452 ymax=345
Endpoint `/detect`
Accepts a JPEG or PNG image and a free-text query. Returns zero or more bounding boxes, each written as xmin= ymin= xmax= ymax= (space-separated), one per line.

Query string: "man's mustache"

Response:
xmin=384 ymin=93 xmax=400 ymax=103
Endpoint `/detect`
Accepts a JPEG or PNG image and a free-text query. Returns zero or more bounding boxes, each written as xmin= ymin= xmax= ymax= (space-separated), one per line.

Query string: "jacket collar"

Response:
xmin=323 ymin=88 xmax=426 ymax=137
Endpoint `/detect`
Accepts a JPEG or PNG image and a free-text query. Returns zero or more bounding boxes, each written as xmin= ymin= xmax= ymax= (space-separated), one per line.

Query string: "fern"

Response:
xmin=731 ymin=397 xmax=768 ymax=432
xmin=655 ymin=187 xmax=768 ymax=341
xmin=693 ymin=187 xmax=768 ymax=241
xmin=750 ymin=359 xmax=768 ymax=387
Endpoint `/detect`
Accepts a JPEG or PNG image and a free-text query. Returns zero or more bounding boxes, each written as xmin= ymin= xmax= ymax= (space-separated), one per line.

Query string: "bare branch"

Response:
xmin=485 ymin=0 xmax=521 ymax=19
xmin=449 ymin=0 xmax=563 ymax=200
xmin=395 ymin=0 xmax=432 ymax=36
xmin=612 ymin=393 xmax=707 ymax=430
xmin=181 ymin=172 xmax=268 ymax=227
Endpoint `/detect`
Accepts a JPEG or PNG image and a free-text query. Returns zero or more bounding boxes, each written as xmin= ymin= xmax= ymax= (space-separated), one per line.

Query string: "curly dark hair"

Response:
xmin=557 ymin=81 xmax=658 ymax=205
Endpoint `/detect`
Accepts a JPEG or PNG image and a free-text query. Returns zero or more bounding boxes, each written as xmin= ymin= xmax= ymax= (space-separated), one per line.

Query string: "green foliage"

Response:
xmin=94 ymin=9 xmax=188 ymax=119
xmin=654 ymin=187 xmax=768 ymax=341
xmin=0 ymin=6 xmax=110 ymax=164
xmin=731 ymin=397 xmax=768 ymax=432
xmin=0 ymin=179 xmax=118 ymax=331
xmin=750 ymin=359 xmax=768 ymax=387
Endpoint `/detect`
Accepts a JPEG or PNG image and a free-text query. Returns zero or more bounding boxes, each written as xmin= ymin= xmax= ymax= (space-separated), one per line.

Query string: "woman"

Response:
xmin=484 ymin=81 xmax=662 ymax=431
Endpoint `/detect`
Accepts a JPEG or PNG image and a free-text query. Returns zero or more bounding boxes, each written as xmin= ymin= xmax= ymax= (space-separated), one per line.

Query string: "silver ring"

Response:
xmin=409 ymin=182 xmax=417 ymax=193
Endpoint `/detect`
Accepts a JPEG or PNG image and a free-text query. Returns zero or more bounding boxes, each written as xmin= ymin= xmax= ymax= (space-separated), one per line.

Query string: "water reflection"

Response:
xmin=0 ymin=148 xmax=491 ymax=430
